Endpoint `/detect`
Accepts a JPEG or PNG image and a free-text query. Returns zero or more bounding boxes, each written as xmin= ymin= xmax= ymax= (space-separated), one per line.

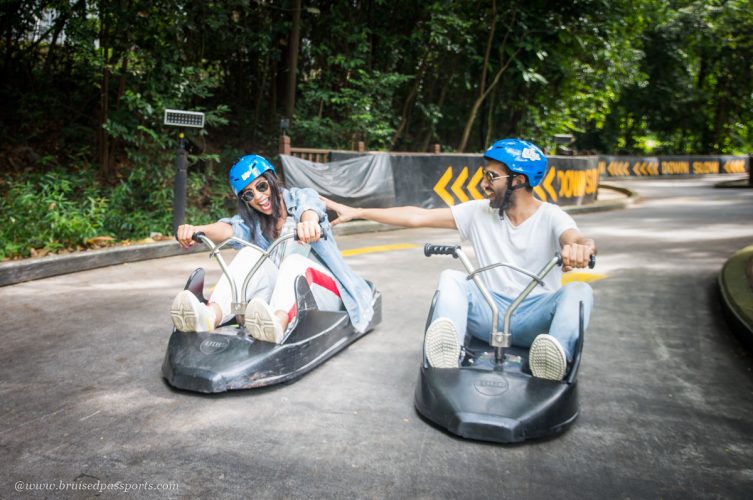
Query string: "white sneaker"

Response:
xmin=529 ymin=334 xmax=567 ymax=381
xmin=170 ymin=290 xmax=215 ymax=332
xmin=245 ymin=298 xmax=284 ymax=344
xmin=424 ymin=318 xmax=461 ymax=368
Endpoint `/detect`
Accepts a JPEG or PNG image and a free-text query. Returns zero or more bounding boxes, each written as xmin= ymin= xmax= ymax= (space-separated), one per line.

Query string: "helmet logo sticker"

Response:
xmin=522 ymin=147 xmax=541 ymax=161
xmin=241 ymin=170 xmax=251 ymax=180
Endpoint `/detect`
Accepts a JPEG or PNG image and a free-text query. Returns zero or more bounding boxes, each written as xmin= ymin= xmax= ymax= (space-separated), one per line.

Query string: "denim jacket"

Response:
xmin=219 ymin=187 xmax=375 ymax=333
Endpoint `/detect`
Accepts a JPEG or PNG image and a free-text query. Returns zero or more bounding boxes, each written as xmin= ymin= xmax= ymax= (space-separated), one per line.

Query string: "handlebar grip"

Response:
xmin=555 ymin=252 xmax=597 ymax=268
xmin=191 ymin=231 xmax=206 ymax=242
xmin=293 ymin=230 xmax=327 ymax=241
xmin=424 ymin=243 xmax=460 ymax=258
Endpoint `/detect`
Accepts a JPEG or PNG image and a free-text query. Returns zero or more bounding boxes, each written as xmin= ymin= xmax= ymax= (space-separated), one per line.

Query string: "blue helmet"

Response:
xmin=229 ymin=155 xmax=275 ymax=195
xmin=483 ymin=138 xmax=547 ymax=187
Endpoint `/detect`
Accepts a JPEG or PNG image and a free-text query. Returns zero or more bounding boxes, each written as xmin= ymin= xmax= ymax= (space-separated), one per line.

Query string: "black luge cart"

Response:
xmin=414 ymin=244 xmax=591 ymax=443
xmin=162 ymin=232 xmax=381 ymax=393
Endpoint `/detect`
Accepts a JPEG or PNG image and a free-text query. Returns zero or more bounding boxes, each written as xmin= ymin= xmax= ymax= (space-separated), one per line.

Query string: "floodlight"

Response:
xmin=164 ymin=109 xmax=205 ymax=128
xmin=553 ymin=134 xmax=574 ymax=145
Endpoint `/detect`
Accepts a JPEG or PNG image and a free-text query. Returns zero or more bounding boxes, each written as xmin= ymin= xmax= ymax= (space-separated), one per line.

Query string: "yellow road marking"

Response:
xmin=561 ymin=272 xmax=608 ymax=285
xmin=341 ymin=243 xmax=418 ymax=257
xmin=339 ymin=244 xmax=608 ymax=286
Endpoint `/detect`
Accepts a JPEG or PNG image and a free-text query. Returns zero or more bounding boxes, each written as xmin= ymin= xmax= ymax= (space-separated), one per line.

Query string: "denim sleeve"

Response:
xmin=290 ymin=187 xmax=327 ymax=223
xmin=218 ymin=214 xmax=251 ymax=248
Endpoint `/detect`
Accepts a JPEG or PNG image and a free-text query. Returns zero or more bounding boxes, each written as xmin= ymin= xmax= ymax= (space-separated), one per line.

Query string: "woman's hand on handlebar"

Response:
xmin=296 ymin=220 xmax=322 ymax=244
xmin=175 ymin=224 xmax=200 ymax=249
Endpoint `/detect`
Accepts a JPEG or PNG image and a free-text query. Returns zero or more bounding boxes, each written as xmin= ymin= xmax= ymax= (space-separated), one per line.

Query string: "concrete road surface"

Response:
xmin=1 ymin=175 xmax=752 ymax=499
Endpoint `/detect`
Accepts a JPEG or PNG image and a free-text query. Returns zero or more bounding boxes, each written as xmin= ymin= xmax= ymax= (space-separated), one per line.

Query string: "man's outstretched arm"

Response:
xmin=322 ymin=196 xmax=457 ymax=229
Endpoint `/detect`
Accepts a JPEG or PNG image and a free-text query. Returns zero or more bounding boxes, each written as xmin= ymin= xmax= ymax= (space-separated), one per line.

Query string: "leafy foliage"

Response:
xmin=0 ymin=168 xmax=107 ymax=259
xmin=0 ymin=0 xmax=750 ymax=258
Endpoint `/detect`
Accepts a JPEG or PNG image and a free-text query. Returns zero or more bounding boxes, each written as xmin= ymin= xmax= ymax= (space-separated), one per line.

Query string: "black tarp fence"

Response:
xmin=281 ymin=153 xmax=599 ymax=209
xmin=281 ymin=153 xmax=748 ymax=209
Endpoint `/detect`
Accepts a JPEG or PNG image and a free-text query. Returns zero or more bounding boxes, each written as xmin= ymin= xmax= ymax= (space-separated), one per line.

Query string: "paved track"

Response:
xmin=1 ymin=175 xmax=752 ymax=499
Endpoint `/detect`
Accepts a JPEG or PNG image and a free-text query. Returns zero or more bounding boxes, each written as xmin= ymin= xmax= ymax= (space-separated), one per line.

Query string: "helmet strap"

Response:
xmin=497 ymin=174 xmax=529 ymax=219
xmin=497 ymin=176 xmax=514 ymax=219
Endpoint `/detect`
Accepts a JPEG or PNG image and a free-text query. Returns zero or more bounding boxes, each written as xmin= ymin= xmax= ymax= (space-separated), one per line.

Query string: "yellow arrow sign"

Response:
xmin=451 ymin=167 xmax=470 ymax=203
xmin=468 ymin=168 xmax=484 ymax=200
xmin=434 ymin=166 xmax=456 ymax=206
xmin=633 ymin=162 xmax=659 ymax=176
xmin=723 ymin=159 xmax=746 ymax=173
xmin=607 ymin=162 xmax=630 ymax=176
xmin=541 ymin=166 xmax=557 ymax=202
xmin=434 ymin=166 xmax=485 ymax=206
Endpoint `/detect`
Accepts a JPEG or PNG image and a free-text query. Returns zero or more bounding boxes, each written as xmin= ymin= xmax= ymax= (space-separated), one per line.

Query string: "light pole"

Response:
xmin=163 ymin=109 xmax=205 ymax=234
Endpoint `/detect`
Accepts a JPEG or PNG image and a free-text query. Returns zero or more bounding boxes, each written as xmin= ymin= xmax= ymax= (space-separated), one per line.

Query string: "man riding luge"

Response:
xmin=323 ymin=138 xmax=596 ymax=380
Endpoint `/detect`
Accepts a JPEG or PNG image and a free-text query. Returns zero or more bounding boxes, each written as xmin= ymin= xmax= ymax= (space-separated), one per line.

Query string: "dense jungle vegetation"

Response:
xmin=1 ymin=0 xmax=751 ymax=259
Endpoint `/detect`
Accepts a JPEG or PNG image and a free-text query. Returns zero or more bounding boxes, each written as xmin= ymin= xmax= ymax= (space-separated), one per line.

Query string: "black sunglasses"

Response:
xmin=240 ymin=181 xmax=270 ymax=202
xmin=483 ymin=170 xmax=510 ymax=183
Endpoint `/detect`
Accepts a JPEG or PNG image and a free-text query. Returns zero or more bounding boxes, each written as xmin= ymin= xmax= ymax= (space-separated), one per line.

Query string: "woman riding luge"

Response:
xmin=170 ymin=154 xmax=374 ymax=343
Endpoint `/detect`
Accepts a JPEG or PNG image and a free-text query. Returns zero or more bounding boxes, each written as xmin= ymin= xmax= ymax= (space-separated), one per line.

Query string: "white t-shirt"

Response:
xmin=450 ymin=200 xmax=577 ymax=298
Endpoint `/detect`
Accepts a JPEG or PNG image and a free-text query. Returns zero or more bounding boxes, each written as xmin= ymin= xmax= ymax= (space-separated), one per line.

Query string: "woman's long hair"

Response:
xmin=237 ymin=171 xmax=285 ymax=242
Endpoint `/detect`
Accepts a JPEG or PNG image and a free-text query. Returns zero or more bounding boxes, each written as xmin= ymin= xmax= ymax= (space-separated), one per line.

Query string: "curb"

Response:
xmin=566 ymin=183 xmax=640 ymax=214
xmin=0 ymin=185 xmax=637 ymax=287
xmin=0 ymin=241 xmax=205 ymax=287
xmin=715 ymin=178 xmax=753 ymax=189
xmin=719 ymin=245 xmax=753 ymax=351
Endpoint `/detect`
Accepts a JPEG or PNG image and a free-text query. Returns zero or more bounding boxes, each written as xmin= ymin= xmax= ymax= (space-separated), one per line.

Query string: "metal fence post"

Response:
xmin=172 ymin=134 xmax=188 ymax=234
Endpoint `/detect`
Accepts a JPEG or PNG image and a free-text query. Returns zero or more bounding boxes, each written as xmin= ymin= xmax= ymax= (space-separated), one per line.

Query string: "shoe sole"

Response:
xmin=170 ymin=291 xmax=198 ymax=332
xmin=529 ymin=334 xmax=567 ymax=381
xmin=424 ymin=319 xmax=460 ymax=368
xmin=245 ymin=300 xmax=282 ymax=343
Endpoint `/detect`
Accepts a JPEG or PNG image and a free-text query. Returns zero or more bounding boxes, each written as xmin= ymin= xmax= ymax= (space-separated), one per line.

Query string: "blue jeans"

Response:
xmin=430 ymin=270 xmax=594 ymax=361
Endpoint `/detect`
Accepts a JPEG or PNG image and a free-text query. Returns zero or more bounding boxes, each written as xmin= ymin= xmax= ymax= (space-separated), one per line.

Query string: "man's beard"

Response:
xmin=488 ymin=184 xmax=517 ymax=220
xmin=487 ymin=186 xmax=513 ymax=211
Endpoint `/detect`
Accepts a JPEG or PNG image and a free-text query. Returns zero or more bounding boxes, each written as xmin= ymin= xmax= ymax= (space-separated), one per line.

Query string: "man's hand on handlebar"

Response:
xmin=560 ymin=243 xmax=594 ymax=272
xmin=176 ymin=224 xmax=200 ymax=249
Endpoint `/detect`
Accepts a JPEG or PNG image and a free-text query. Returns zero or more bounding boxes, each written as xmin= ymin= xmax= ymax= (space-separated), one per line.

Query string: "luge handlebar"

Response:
xmin=424 ymin=244 xmax=460 ymax=258
xmin=555 ymin=253 xmax=596 ymax=269
xmin=189 ymin=229 xmax=326 ymax=244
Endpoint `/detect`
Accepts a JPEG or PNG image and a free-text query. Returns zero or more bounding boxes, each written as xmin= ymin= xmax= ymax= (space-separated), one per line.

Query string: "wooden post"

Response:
xmin=280 ymin=135 xmax=291 ymax=155
xmin=432 ymin=143 xmax=441 ymax=154
xmin=357 ymin=141 xmax=365 ymax=153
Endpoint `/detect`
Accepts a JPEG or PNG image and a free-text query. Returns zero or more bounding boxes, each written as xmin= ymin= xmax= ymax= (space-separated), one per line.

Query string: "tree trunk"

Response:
xmin=97 ymin=9 xmax=110 ymax=178
xmin=419 ymin=78 xmax=450 ymax=152
xmin=484 ymin=84 xmax=498 ymax=147
xmin=42 ymin=7 xmax=73 ymax=76
xmin=457 ymin=1 xmax=518 ymax=152
xmin=285 ymin=0 xmax=302 ymax=119
xmin=106 ymin=55 xmax=128 ymax=175
xmin=457 ymin=47 xmax=520 ymax=152
xmin=390 ymin=55 xmax=428 ymax=149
